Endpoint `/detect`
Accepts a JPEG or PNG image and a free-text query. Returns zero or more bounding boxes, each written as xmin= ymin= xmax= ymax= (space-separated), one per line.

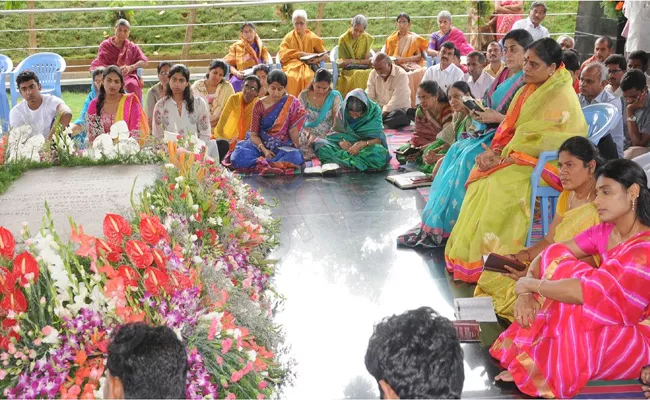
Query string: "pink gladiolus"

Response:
xmin=257 ymin=395 xmax=264 ymax=400
xmin=225 ymin=393 xmax=236 ymax=400
xmin=216 ymin=355 xmax=223 ymax=366
xmin=258 ymin=381 xmax=267 ymax=389
xmin=221 ymin=338 xmax=232 ymax=354
xmin=231 ymin=370 xmax=244 ymax=382
xmin=208 ymin=318 xmax=219 ymax=341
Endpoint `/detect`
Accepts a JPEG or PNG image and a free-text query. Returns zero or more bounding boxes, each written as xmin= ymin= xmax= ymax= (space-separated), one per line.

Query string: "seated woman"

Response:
xmin=491 ymin=159 xmax=650 ymax=399
xmin=444 ymin=38 xmax=588 ymax=283
xmin=214 ymin=75 xmax=262 ymax=153
xmin=476 ymin=136 xmax=602 ymax=322
xmin=230 ymin=69 xmax=307 ymax=170
xmin=278 ymin=9 xmax=328 ymax=97
xmin=191 ymin=59 xmax=235 ymax=130
xmin=90 ymin=19 xmax=148 ymax=101
xmin=336 ymin=14 xmax=374 ymax=97
xmin=152 ymin=64 xmax=211 ymax=141
xmin=495 ymin=0 xmax=524 ymax=40
xmin=395 ymin=81 xmax=454 ymax=174
xmin=384 ymin=13 xmax=428 ymax=108
xmin=86 ymin=65 xmax=149 ymax=142
xmin=253 ymin=64 xmax=270 ymax=98
xmin=298 ymin=69 xmax=343 ymax=160
xmin=224 ymin=22 xmax=271 ymax=92
xmin=71 ymin=67 xmax=104 ymax=142
xmin=397 ymin=29 xmax=532 ymax=250
xmin=427 ymin=11 xmax=474 ymax=58
xmin=313 ymin=89 xmax=390 ymax=171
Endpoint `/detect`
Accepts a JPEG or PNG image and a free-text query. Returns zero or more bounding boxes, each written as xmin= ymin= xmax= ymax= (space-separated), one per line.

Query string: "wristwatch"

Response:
xmin=628 ymin=114 xmax=638 ymax=122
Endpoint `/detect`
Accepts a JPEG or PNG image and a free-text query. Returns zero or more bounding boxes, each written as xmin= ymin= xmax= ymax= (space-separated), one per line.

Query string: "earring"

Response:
xmin=632 ymin=199 xmax=636 ymax=212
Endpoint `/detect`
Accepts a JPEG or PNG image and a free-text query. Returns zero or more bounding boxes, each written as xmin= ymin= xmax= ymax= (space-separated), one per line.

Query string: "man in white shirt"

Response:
xmin=605 ymin=54 xmax=627 ymax=98
xmin=465 ymin=51 xmax=494 ymax=100
xmin=579 ymin=62 xmax=625 ymax=159
xmin=367 ymin=52 xmax=412 ymax=129
xmin=419 ymin=42 xmax=464 ymax=103
xmin=510 ymin=1 xmax=550 ymax=41
xmin=9 ymin=70 xmax=72 ymax=140
xmin=484 ymin=41 xmax=505 ymax=78
xmin=623 ymin=0 xmax=650 ymax=54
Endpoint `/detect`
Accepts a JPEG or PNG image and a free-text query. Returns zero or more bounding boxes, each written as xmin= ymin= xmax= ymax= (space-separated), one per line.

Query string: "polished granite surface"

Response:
xmin=245 ymin=172 xmax=523 ymax=399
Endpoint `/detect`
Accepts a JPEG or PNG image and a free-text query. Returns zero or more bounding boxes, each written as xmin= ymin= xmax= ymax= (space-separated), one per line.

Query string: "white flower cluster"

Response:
xmin=4 ymin=125 xmax=44 ymax=163
xmin=89 ymin=121 xmax=140 ymax=160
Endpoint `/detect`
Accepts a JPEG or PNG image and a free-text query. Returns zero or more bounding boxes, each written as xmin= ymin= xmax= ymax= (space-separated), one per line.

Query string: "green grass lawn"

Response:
xmin=2 ymin=1 xmax=579 ymax=61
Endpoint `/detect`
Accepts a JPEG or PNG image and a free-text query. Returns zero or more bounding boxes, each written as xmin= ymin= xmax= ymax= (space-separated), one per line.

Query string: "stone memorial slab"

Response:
xmin=0 ymin=164 xmax=161 ymax=240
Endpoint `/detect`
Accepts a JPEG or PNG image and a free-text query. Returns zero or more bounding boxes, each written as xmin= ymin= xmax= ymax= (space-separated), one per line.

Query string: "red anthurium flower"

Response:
xmin=0 ymin=227 xmax=16 ymax=260
xmin=151 ymin=248 xmax=168 ymax=269
xmin=0 ymin=288 xmax=27 ymax=313
xmin=117 ymin=265 xmax=139 ymax=289
xmin=0 ymin=266 xmax=15 ymax=294
xmin=12 ymin=251 xmax=39 ymax=286
xmin=169 ymin=270 xmax=192 ymax=291
xmin=103 ymin=214 xmax=133 ymax=245
xmin=0 ymin=319 xmax=20 ymax=350
xmin=125 ymin=240 xmax=153 ymax=269
xmin=96 ymin=239 xmax=123 ymax=264
xmin=143 ymin=267 xmax=169 ymax=296
xmin=140 ymin=216 xmax=169 ymax=245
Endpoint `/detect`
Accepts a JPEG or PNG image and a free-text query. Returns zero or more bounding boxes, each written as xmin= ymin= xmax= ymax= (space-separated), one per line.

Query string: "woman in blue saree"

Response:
xmin=230 ymin=69 xmax=307 ymax=170
xmin=397 ymin=29 xmax=533 ymax=248
xmin=314 ymin=89 xmax=390 ymax=171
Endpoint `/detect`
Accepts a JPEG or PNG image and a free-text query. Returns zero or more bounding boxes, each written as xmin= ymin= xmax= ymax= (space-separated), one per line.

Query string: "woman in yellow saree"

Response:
xmin=336 ymin=14 xmax=374 ymax=97
xmin=224 ymin=22 xmax=271 ymax=92
xmin=475 ymin=136 xmax=602 ymax=321
xmin=444 ymin=38 xmax=588 ymax=283
xmin=384 ymin=13 xmax=428 ymax=108
xmin=278 ymin=9 xmax=328 ymax=97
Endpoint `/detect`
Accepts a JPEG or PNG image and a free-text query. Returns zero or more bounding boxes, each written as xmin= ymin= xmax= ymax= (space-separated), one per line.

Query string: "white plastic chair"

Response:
xmin=9 ymin=52 xmax=66 ymax=106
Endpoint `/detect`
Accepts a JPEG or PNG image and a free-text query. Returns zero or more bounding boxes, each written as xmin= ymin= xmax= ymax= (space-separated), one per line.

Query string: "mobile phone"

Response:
xmin=462 ymin=96 xmax=485 ymax=112
xmin=483 ymin=253 xmax=527 ymax=274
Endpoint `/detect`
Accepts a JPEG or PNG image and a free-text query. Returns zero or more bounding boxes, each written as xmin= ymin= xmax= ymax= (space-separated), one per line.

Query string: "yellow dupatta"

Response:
xmin=338 ymin=29 xmax=374 ymax=62
xmin=224 ymin=34 xmax=270 ymax=70
xmin=115 ymin=94 xmax=150 ymax=144
xmin=384 ymin=31 xmax=427 ymax=66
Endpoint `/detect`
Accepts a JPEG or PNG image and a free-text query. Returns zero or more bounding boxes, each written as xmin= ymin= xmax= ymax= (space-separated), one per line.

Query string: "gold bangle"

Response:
xmin=536 ymin=279 xmax=546 ymax=295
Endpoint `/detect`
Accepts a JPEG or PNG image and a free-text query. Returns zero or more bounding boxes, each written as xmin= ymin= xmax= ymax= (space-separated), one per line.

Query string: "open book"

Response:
xmin=303 ymin=163 xmax=341 ymax=176
xmin=385 ymin=171 xmax=433 ymax=189
xmin=300 ymin=51 xmax=329 ymax=62
xmin=241 ymin=67 xmax=255 ymax=76
xmin=454 ymin=297 xmax=498 ymax=322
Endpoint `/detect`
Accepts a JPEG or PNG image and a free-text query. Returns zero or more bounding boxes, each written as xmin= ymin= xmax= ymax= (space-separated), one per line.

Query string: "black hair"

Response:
xmin=16 ymin=70 xmax=40 ymax=87
xmin=562 ymin=49 xmax=580 ymax=72
xmin=165 ymin=64 xmax=195 ymax=114
xmin=450 ymin=80 xmax=472 ymax=96
xmin=628 ymin=50 xmax=649 ymax=71
xmin=526 ymin=38 xmax=563 ymax=68
xmin=502 ymin=29 xmax=534 ymax=49
xmin=157 ymin=61 xmax=172 ymax=74
xmin=596 ymin=36 xmax=614 ymax=49
xmin=96 ymin=65 xmax=125 ymax=116
xmin=419 ymin=80 xmax=449 ymax=103
xmin=454 ymin=47 xmax=461 ymax=59
xmin=206 ymin=59 xmax=229 ymax=80
xmin=605 ymin=54 xmax=627 ymax=71
xmin=365 ymin=307 xmax=464 ymax=399
xmin=441 ymin=41 xmax=456 ymax=51
xmin=396 ymin=12 xmax=410 ymax=23
xmin=313 ymin=68 xmax=332 ymax=85
xmin=596 ymin=159 xmax=650 ymax=226
xmin=467 ymin=50 xmax=486 ymax=64
xmin=346 ymin=96 xmax=367 ymax=114
xmin=91 ymin=67 xmax=105 ymax=80
xmin=243 ymin=74 xmax=262 ymax=91
xmin=107 ymin=323 xmax=187 ymax=399
xmin=252 ymin=64 xmax=270 ymax=76
xmin=558 ymin=136 xmax=604 ymax=169
xmin=620 ymin=69 xmax=648 ymax=92
xmin=267 ymin=69 xmax=288 ymax=87
xmin=241 ymin=22 xmax=256 ymax=32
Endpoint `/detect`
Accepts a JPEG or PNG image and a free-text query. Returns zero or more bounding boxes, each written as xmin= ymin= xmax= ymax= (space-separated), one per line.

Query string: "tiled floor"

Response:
xmin=245 ymin=172 xmax=523 ymax=399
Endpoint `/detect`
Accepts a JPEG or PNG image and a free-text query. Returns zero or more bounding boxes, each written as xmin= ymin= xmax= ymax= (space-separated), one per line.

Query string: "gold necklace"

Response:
xmin=568 ymin=181 xmax=596 ymax=210
xmin=613 ymin=218 xmax=639 ymax=246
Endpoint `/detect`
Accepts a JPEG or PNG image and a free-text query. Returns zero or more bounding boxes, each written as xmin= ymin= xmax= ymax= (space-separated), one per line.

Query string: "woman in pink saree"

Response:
xmin=427 ymin=10 xmax=474 ymax=57
xmin=90 ymin=19 xmax=148 ymax=100
xmin=491 ymin=159 xmax=650 ymax=399
xmin=495 ymin=0 xmax=524 ymax=40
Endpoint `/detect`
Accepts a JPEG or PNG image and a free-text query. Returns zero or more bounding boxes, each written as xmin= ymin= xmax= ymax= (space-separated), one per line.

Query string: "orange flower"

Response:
xmin=616 ymin=1 xmax=624 ymax=10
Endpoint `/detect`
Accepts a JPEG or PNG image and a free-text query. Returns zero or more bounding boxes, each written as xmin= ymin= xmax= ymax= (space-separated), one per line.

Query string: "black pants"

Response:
xmin=597 ymin=133 xmax=619 ymax=160
xmin=383 ymin=109 xmax=411 ymax=130
xmin=216 ymin=139 xmax=230 ymax=163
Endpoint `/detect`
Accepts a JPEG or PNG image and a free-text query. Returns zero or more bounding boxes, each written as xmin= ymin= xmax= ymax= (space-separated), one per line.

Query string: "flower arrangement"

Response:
xmin=0 ymin=142 xmax=290 ymax=398
xmin=601 ymin=0 xmax=625 ymax=19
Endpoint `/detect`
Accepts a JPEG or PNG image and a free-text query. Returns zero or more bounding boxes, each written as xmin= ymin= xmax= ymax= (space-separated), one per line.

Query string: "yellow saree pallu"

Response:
xmin=336 ymin=29 xmax=374 ymax=96
xmin=474 ymin=191 xmax=601 ymax=321
xmin=224 ymin=34 xmax=270 ymax=71
xmin=385 ymin=31 xmax=428 ymax=107
xmin=444 ymin=67 xmax=588 ymax=283
xmin=279 ymin=29 xmax=326 ymax=97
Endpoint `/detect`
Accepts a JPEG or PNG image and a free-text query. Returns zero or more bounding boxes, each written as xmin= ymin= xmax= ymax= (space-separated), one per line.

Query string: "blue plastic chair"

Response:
xmin=0 ymin=54 xmax=13 ymax=132
xmin=9 ymin=52 xmax=66 ymax=107
xmin=525 ymin=103 xmax=621 ymax=246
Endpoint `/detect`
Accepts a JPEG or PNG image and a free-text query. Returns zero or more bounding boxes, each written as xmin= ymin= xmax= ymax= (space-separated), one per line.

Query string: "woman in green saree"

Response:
xmin=314 ymin=89 xmax=390 ymax=171
xmin=336 ymin=14 xmax=375 ymax=97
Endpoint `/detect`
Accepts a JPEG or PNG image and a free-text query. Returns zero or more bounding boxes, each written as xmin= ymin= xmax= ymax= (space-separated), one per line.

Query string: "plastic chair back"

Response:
xmin=10 ymin=52 xmax=66 ymax=106
xmin=582 ymin=103 xmax=620 ymax=145
xmin=0 ymin=54 xmax=13 ymax=132
xmin=330 ymin=45 xmax=339 ymax=88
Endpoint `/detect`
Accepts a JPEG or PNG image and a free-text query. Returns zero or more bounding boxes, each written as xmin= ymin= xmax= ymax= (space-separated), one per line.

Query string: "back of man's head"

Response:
xmin=621 ymin=69 xmax=648 ymax=92
xmin=107 ymin=323 xmax=187 ymax=399
xmin=365 ymin=307 xmax=464 ymax=399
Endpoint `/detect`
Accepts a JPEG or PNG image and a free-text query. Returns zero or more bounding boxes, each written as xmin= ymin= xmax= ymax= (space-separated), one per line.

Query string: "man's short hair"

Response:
xmin=374 ymin=52 xmax=393 ymax=65
xmin=596 ymin=36 xmax=614 ymax=49
xmin=467 ymin=51 xmax=486 ymax=64
xmin=629 ymin=50 xmax=649 ymax=71
xmin=562 ymin=49 xmax=580 ymax=73
xmin=582 ymin=61 xmax=608 ymax=82
xmin=605 ymin=54 xmax=627 ymax=71
xmin=365 ymin=307 xmax=464 ymax=399
xmin=16 ymin=70 xmax=39 ymax=87
xmin=621 ymin=69 xmax=648 ymax=92
xmin=531 ymin=1 xmax=547 ymax=12
xmin=441 ymin=41 xmax=457 ymax=52
xmin=107 ymin=323 xmax=187 ymax=399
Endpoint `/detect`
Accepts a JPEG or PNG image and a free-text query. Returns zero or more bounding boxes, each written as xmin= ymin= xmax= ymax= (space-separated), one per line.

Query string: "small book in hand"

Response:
xmin=303 ymin=163 xmax=341 ymax=176
xmin=453 ymin=320 xmax=481 ymax=342
xmin=482 ymin=253 xmax=527 ymax=274
xmin=462 ymin=96 xmax=486 ymax=112
xmin=299 ymin=51 xmax=329 ymax=62
xmin=344 ymin=64 xmax=370 ymax=70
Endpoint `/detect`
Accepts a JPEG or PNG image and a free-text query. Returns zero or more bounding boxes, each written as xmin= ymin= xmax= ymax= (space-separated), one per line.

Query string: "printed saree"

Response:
xmin=278 ymin=29 xmax=326 ymax=97
xmin=86 ymin=93 xmax=149 ymax=143
xmin=444 ymin=67 xmax=588 ymax=282
xmin=336 ymin=29 xmax=374 ymax=96
xmin=298 ymin=89 xmax=342 ymax=159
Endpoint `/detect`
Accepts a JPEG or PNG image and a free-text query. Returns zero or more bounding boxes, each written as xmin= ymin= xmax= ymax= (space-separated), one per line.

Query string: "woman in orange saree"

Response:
xmin=224 ymin=22 xmax=271 ymax=92
xmin=491 ymin=159 xmax=650 ymax=399
xmin=278 ymin=10 xmax=328 ymax=97
xmin=384 ymin=13 xmax=428 ymax=108
xmin=444 ymin=38 xmax=588 ymax=283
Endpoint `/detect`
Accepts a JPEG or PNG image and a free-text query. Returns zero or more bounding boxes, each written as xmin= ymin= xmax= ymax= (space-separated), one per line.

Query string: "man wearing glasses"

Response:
xmin=621 ymin=69 xmax=650 ymax=160
xmin=213 ymin=74 xmax=262 ymax=159
xmin=146 ymin=61 xmax=172 ymax=127
xmin=605 ymin=55 xmax=627 ymax=98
